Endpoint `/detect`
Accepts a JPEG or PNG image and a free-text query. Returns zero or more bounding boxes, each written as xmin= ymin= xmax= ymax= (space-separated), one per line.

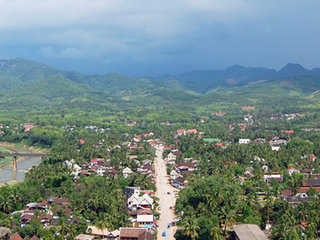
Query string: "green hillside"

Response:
xmin=0 ymin=58 xmax=320 ymax=116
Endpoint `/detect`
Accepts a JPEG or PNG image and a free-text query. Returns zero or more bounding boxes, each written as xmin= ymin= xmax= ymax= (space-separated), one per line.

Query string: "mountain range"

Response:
xmin=0 ymin=58 xmax=320 ymax=114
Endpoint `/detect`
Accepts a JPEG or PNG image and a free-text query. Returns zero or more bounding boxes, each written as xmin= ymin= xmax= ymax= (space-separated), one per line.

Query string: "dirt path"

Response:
xmin=155 ymin=144 xmax=178 ymax=239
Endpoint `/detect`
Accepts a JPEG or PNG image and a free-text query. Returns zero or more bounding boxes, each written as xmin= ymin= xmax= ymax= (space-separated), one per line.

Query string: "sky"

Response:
xmin=0 ymin=0 xmax=319 ymax=76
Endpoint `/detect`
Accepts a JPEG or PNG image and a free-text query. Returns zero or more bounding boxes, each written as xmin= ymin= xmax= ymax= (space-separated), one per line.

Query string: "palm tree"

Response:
xmin=210 ymin=225 xmax=223 ymax=240
xmin=0 ymin=196 xmax=13 ymax=214
xmin=182 ymin=216 xmax=200 ymax=240
xmin=95 ymin=212 xmax=113 ymax=231
xmin=219 ymin=207 xmax=236 ymax=236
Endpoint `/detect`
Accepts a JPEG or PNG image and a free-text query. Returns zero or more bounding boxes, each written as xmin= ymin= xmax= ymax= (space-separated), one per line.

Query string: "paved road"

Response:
xmin=155 ymin=144 xmax=177 ymax=240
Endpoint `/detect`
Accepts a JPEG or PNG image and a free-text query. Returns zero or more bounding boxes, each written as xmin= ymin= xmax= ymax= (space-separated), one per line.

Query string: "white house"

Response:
xmin=137 ymin=214 xmax=154 ymax=226
xmin=271 ymin=146 xmax=280 ymax=151
xmin=128 ymin=193 xmax=154 ymax=211
xmin=263 ymin=174 xmax=282 ymax=182
xmin=97 ymin=168 xmax=106 ymax=176
xmin=170 ymin=170 xmax=180 ymax=180
xmin=167 ymin=152 xmax=176 ymax=161
xmin=239 ymin=139 xmax=251 ymax=144
xmin=123 ymin=167 xmax=133 ymax=178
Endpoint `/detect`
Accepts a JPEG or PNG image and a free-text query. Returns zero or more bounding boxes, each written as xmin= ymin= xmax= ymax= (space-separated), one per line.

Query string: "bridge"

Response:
xmin=0 ymin=153 xmax=49 ymax=171
xmin=0 ymin=153 xmax=49 ymax=157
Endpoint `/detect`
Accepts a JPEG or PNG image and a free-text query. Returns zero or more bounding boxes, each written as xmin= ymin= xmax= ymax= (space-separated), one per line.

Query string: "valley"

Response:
xmin=1 ymin=59 xmax=320 ymax=239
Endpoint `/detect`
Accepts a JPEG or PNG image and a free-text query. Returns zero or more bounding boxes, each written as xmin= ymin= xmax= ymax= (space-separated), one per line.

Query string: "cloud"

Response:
xmin=0 ymin=0 xmax=253 ymax=33
xmin=0 ymin=0 xmax=318 ymax=75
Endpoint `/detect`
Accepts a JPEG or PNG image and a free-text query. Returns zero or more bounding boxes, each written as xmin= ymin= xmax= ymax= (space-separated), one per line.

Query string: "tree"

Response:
xmin=182 ymin=216 xmax=200 ymax=240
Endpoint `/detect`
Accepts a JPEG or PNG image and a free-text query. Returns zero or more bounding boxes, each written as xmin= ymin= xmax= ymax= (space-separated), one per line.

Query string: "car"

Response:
xmin=162 ymin=231 xmax=166 ymax=237
xmin=158 ymin=206 xmax=161 ymax=210
xmin=167 ymin=223 xmax=170 ymax=228
xmin=167 ymin=192 xmax=170 ymax=194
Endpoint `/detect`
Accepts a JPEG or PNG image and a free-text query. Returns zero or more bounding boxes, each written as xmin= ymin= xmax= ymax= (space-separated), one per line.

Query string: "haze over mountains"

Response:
xmin=1 ymin=58 xmax=320 ymax=112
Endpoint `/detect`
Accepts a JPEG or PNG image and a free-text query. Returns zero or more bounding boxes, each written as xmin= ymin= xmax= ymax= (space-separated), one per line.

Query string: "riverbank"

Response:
xmin=0 ymin=142 xmax=47 ymax=186
xmin=0 ymin=146 xmax=14 ymax=168
xmin=0 ymin=142 xmax=47 ymax=154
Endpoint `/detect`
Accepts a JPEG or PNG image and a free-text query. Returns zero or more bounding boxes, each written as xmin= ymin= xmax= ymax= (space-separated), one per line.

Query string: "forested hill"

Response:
xmin=173 ymin=63 xmax=320 ymax=93
xmin=1 ymin=58 xmax=320 ymax=114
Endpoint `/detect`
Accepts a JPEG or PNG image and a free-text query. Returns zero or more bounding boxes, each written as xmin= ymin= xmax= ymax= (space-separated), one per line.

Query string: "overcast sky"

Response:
xmin=0 ymin=0 xmax=319 ymax=76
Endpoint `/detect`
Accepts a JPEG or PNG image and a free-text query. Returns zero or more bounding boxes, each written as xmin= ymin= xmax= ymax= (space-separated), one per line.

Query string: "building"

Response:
xmin=233 ymin=224 xmax=268 ymax=240
xmin=137 ymin=214 xmax=154 ymax=226
xmin=239 ymin=139 xmax=251 ymax=144
xmin=119 ymin=228 xmax=154 ymax=240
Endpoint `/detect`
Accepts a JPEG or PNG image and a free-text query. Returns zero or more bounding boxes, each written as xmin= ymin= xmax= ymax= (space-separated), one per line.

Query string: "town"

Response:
xmin=1 ymin=106 xmax=320 ymax=239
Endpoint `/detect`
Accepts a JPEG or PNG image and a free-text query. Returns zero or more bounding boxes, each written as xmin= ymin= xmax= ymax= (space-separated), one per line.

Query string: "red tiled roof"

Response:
xmin=11 ymin=233 xmax=23 ymax=240
xmin=29 ymin=236 xmax=40 ymax=240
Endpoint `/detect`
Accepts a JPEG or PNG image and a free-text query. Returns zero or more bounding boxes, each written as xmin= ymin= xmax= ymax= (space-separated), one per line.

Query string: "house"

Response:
xmin=241 ymin=106 xmax=255 ymax=110
xmin=127 ymin=121 xmax=137 ymax=127
xmin=86 ymin=226 xmax=109 ymax=237
xmin=29 ymin=236 xmax=40 ymax=240
xmin=124 ymin=187 xmax=141 ymax=199
xmin=171 ymin=150 xmax=182 ymax=157
xmin=287 ymin=167 xmax=300 ymax=176
xmin=239 ymin=139 xmax=251 ymax=144
xmin=0 ymin=227 xmax=11 ymax=239
xmin=211 ymin=112 xmax=227 ymax=116
xmin=75 ymin=234 xmax=97 ymax=240
xmin=263 ymin=173 xmax=283 ymax=183
xmin=254 ymin=138 xmax=266 ymax=144
xmin=167 ymin=152 xmax=176 ymax=161
xmin=233 ymin=224 xmax=268 ymax=240
xmin=271 ymin=146 xmax=280 ymax=151
xmin=105 ymin=230 xmax=120 ymax=239
xmin=123 ymin=167 xmax=133 ymax=178
xmin=281 ymin=130 xmax=294 ymax=134
xmin=9 ymin=232 xmax=23 ymax=240
xmin=137 ymin=194 xmax=154 ymax=210
xmin=243 ymin=114 xmax=253 ymax=122
xmin=269 ymin=138 xmax=288 ymax=145
xmin=203 ymin=138 xmax=221 ymax=143
xmin=97 ymin=168 xmax=106 ymax=176
xmin=137 ymin=214 xmax=154 ymax=226
xmin=177 ymin=163 xmax=196 ymax=172
xmin=170 ymin=170 xmax=180 ymax=180
xmin=177 ymin=129 xmax=186 ymax=136
xmin=128 ymin=193 xmax=154 ymax=211
xmin=119 ymin=228 xmax=154 ymax=240
xmin=187 ymin=129 xmax=197 ymax=134
xmin=173 ymin=176 xmax=186 ymax=187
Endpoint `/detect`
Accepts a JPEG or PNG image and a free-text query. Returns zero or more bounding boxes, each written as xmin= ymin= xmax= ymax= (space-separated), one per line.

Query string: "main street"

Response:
xmin=155 ymin=144 xmax=178 ymax=239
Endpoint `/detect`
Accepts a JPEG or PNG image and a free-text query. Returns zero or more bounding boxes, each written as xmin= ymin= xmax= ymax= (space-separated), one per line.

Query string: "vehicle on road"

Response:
xmin=162 ymin=231 xmax=166 ymax=237
xmin=167 ymin=223 xmax=170 ymax=228
xmin=167 ymin=192 xmax=170 ymax=194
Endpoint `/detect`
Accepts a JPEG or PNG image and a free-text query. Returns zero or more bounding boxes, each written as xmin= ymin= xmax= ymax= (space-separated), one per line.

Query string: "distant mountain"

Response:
xmin=0 ymin=58 xmax=196 ymax=111
xmin=174 ymin=63 xmax=320 ymax=93
xmin=0 ymin=58 xmax=320 ymax=113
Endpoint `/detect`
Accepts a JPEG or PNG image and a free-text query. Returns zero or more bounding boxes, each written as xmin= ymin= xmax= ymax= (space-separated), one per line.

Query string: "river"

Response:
xmin=0 ymin=146 xmax=43 ymax=185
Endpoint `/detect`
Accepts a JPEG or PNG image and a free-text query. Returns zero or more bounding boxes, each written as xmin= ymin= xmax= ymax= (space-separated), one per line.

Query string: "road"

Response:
xmin=155 ymin=144 xmax=177 ymax=240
